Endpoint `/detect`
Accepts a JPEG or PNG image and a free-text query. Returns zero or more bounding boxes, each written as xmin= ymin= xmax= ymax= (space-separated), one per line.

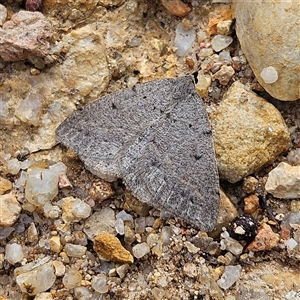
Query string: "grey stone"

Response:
xmin=56 ymin=76 xmax=220 ymax=231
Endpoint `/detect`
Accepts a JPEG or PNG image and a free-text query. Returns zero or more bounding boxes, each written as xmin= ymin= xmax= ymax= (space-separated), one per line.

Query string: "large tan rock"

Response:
xmin=209 ymin=81 xmax=291 ymax=183
xmin=233 ymin=0 xmax=300 ymax=101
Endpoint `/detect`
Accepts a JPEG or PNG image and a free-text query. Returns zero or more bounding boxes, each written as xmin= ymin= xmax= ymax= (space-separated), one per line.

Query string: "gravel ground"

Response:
xmin=0 ymin=1 xmax=300 ymax=300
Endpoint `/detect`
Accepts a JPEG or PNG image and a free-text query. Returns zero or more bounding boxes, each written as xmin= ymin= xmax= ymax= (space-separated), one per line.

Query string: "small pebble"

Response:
xmin=16 ymin=262 xmax=56 ymax=296
xmin=62 ymin=268 xmax=82 ymax=290
xmin=217 ymin=265 xmax=242 ymax=289
xmin=242 ymin=176 xmax=258 ymax=194
xmin=246 ymin=223 xmax=279 ymax=252
xmin=89 ymin=179 xmax=114 ymax=202
xmin=64 ymin=243 xmax=87 ymax=258
xmin=0 ymin=193 xmax=21 ymax=227
xmin=183 ymin=262 xmax=197 ymax=278
xmin=244 ymin=194 xmax=259 ymax=214
xmin=260 ymin=66 xmax=278 ymax=84
xmin=27 ymin=222 xmax=38 ymax=243
xmin=228 ymin=215 xmax=258 ymax=241
xmin=6 ymin=158 xmax=21 ymax=175
xmin=217 ymin=20 xmax=232 ymax=35
xmin=161 ymin=0 xmax=191 ymax=17
xmin=132 ymin=242 xmax=150 ymax=258
xmin=5 ymin=243 xmax=24 ymax=264
xmin=34 ymin=292 xmax=53 ymax=300
xmin=116 ymin=264 xmax=130 ymax=279
xmin=0 ymin=177 xmax=12 ymax=194
xmin=91 ymin=274 xmax=108 ymax=293
xmin=83 ymin=207 xmax=116 ymax=240
xmin=212 ymin=65 xmax=235 ymax=85
xmin=265 ymin=162 xmax=300 ymax=199
xmin=220 ymin=232 xmax=243 ymax=256
xmin=52 ymin=260 xmax=65 ymax=277
xmin=94 ymin=232 xmax=134 ymax=263
xmin=211 ymin=34 xmax=233 ymax=52
xmin=174 ymin=23 xmax=196 ymax=57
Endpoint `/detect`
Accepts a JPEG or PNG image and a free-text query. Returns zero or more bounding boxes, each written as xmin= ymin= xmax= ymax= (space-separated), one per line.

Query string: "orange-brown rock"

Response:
xmin=246 ymin=223 xmax=279 ymax=252
xmin=93 ymin=232 xmax=134 ymax=263
xmin=89 ymin=179 xmax=114 ymax=202
xmin=206 ymin=5 xmax=233 ymax=36
xmin=161 ymin=0 xmax=191 ymax=17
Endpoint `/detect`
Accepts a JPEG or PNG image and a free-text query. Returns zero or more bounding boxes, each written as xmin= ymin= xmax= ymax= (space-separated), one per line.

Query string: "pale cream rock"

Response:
xmin=15 ymin=262 xmax=56 ymax=296
xmin=0 ymin=193 xmax=21 ymax=227
xmin=62 ymin=268 xmax=82 ymax=290
xmin=212 ymin=65 xmax=235 ymax=85
xmin=217 ymin=20 xmax=232 ymax=35
xmin=242 ymin=176 xmax=258 ymax=194
xmin=15 ymin=92 xmax=43 ymax=126
xmin=209 ymin=81 xmax=291 ymax=183
xmin=64 ymin=243 xmax=87 ymax=258
xmin=5 ymin=243 xmax=24 ymax=264
xmin=56 ymin=24 xmax=109 ymax=101
xmin=132 ymin=242 xmax=151 ymax=258
xmin=52 ymin=260 xmax=66 ymax=277
xmin=43 ymin=0 xmax=100 ymax=22
xmin=183 ymin=262 xmax=197 ymax=278
xmin=265 ymin=162 xmax=300 ymax=199
xmin=25 ymin=167 xmax=59 ymax=206
xmin=61 ymin=197 xmax=91 ymax=224
xmin=233 ymin=0 xmax=300 ymax=100
xmin=0 ymin=4 xmax=7 ymax=26
xmin=195 ymin=72 xmax=212 ymax=98
xmin=83 ymin=207 xmax=116 ymax=240
xmin=27 ymin=222 xmax=39 ymax=243
xmin=49 ymin=236 xmax=62 ymax=253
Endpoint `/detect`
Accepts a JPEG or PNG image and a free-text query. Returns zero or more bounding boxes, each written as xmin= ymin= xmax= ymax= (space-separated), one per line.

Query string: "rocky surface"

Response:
xmin=0 ymin=0 xmax=300 ymax=299
xmin=209 ymin=81 xmax=291 ymax=183
xmin=0 ymin=11 xmax=53 ymax=61
xmin=233 ymin=0 xmax=300 ymax=101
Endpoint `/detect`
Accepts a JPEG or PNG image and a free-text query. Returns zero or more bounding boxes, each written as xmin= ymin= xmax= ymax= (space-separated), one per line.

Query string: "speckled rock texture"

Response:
xmin=210 ymin=81 xmax=291 ymax=183
xmin=233 ymin=0 xmax=300 ymax=101
xmin=93 ymin=232 xmax=134 ymax=263
xmin=0 ymin=23 xmax=109 ymax=152
xmin=0 ymin=11 xmax=53 ymax=61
